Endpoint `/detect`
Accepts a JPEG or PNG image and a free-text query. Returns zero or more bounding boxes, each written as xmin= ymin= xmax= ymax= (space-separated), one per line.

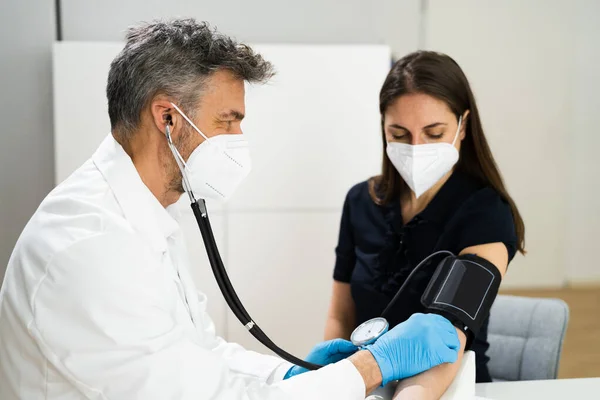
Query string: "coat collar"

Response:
xmin=92 ymin=134 xmax=179 ymax=253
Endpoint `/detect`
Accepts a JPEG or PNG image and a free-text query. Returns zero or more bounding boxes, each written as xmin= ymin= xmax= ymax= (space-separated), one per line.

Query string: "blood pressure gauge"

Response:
xmin=350 ymin=317 xmax=389 ymax=348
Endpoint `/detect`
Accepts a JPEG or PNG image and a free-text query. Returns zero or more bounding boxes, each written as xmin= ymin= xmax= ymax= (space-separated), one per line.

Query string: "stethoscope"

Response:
xmin=165 ymin=120 xmax=451 ymax=371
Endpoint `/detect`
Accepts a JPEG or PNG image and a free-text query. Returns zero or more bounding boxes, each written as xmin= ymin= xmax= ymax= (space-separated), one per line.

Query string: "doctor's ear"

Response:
xmin=149 ymin=99 xmax=177 ymax=134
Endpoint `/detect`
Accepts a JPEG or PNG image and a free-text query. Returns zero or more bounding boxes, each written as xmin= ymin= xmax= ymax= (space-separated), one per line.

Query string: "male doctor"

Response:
xmin=0 ymin=19 xmax=460 ymax=399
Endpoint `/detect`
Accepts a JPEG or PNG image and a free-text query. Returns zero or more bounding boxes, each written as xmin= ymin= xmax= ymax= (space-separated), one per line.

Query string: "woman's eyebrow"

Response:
xmin=388 ymin=123 xmax=409 ymax=131
xmin=423 ymin=122 xmax=447 ymax=129
xmin=388 ymin=122 xmax=447 ymax=131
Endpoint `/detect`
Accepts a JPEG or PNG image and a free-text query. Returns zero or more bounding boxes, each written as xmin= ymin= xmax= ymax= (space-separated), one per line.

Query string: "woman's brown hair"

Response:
xmin=370 ymin=51 xmax=525 ymax=254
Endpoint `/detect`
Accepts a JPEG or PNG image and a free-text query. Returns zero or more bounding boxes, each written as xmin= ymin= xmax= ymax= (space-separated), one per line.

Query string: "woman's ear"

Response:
xmin=460 ymin=110 xmax=471 ymax=140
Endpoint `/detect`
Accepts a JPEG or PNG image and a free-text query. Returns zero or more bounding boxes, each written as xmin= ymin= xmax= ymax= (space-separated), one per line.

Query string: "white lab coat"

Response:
xmin=0 ymin=135 xmax=366 ymax=399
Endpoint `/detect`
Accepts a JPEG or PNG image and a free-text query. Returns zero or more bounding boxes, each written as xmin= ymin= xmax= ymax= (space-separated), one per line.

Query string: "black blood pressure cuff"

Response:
xmin=421 ymin=254 xmax=501 ymax=350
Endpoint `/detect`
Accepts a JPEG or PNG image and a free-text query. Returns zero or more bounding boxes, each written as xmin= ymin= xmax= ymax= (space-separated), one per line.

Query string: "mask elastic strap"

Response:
xmin=451 ymin=115 xmax=463 ymax=146
xmin=165 ymin=124 xmax=196 ymax=202
xmin=170 ymin=102 xmax=212 ymax=143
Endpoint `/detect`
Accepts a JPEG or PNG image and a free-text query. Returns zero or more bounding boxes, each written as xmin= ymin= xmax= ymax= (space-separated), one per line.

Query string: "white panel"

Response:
xmin=566 ymin=0 xmax=600 ymax=284
xmin=53 ymin=43 xmax=388 ymax=214
xmin=225 ymin=212 xmax=341 ymax=356
xmin=425 ymin=0 xmax=575 ymax=288
xmin=171 ymin=198 xmax=228 ymax=335
xmin=53 ymin=42 xmax=122 ymax=184
xmin=52 ymin=43 xmax=394 ymax=338
xmin=230 ymin=45 xmax=390 ymax=211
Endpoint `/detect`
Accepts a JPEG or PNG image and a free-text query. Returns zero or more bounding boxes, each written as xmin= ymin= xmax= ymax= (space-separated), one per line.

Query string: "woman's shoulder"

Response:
xmin=463 ymin=183 xmax=511 ymax=215
xmin=447 ymin=173 xmax=518 ymax=259
xmin=448 ymin=173 xmax=515 ymax=233
xmin=451 ymin=172 xmax=509 ymax=209
xmin=345 ymin=179 xmax=371 ymax=203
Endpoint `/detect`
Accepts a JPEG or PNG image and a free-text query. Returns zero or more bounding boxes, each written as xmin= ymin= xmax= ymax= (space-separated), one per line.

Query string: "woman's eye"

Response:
xmin=390 ymin=131 xmax=408 ymax=140
xmin=427 ymin=133 xmax=444 ymax=139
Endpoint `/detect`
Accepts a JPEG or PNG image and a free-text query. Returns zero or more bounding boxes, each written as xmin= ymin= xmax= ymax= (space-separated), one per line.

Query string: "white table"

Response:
xmin=475 ymin=378 xmax=600 ymax=399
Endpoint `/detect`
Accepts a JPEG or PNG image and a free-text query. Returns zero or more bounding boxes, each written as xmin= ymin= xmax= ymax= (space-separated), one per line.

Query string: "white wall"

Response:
xmin=60 ymin=0 xmax=420 ymax=56
xmin=0 ymin=0 xmax=56 ymax=283
xmin=566 ymin=0 xmax=600 ymax=284
xmin=425 ymin=0 xmax=579 ymax=288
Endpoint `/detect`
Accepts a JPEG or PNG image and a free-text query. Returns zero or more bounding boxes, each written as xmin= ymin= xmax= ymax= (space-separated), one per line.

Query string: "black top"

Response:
xmin=333 ymin=171 xmax=517 ymax=383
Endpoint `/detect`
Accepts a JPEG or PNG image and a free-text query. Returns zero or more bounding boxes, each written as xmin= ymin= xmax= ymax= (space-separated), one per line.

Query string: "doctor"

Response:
xmin=0 ymin=19 xmax=460 ymax=399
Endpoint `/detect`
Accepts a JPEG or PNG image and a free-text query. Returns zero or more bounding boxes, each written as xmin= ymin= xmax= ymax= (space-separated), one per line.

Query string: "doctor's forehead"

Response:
xmin=197 ymin=70 xmax=246 ymax=115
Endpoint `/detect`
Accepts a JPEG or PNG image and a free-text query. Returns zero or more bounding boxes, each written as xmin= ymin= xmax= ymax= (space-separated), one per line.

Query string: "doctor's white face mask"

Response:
xmin=165 ymin=102 xmax=252 ymax=202
xmin=386 ymin=116 xmax=463 ymax=199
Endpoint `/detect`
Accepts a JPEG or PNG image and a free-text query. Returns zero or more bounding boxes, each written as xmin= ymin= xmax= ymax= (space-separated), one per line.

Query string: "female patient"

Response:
xmin=325 ymin=51 xmax=525 ymax=398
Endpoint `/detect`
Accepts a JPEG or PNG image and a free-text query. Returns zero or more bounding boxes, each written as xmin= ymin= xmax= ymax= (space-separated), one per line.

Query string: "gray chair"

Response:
xmin=486 ymin=295 xmax=569 ymax=381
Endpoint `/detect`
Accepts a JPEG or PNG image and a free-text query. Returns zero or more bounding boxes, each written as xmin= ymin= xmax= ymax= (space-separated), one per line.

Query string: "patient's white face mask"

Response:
xmin=386 ymin=116 xmax=462 ymax=199
xmin=165 ymin=103 xmax=252 ymax=202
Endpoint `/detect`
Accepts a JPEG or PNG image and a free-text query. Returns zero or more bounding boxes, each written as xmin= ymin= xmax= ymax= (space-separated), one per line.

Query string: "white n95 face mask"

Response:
xmin=166 ymin=103 xmax=252 ymax=202
xmin=386 ymin=116 xmax=462 ymax=199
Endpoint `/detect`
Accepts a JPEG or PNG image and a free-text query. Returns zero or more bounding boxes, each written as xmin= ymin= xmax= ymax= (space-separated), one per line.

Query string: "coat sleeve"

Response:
xmin=29 ymin=231 xmax=366 ymax=400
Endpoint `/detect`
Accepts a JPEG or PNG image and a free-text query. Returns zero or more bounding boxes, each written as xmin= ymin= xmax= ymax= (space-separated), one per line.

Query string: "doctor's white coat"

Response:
xmin=0 ymin=135 xmax=366 ymax=399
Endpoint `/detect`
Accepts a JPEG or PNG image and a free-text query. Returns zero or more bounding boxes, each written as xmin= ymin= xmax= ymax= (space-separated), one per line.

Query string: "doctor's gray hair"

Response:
xmin=107 ymin=18 xmax=274 ymax=141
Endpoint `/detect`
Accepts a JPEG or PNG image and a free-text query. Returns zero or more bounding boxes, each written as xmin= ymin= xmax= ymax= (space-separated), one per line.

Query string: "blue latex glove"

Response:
xmin=284 ymin=339 xmax=359 ymax=379
xmin=366 ymin=313 xmax=460 ymax=385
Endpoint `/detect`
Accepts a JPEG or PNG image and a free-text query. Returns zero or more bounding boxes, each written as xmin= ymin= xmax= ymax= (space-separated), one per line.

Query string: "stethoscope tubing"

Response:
xmin=191 ymin=200 xmax=322 ymax=371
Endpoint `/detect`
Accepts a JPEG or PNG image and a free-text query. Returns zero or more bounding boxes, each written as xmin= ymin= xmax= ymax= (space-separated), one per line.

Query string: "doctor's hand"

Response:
xmin=366 ymin=313 xmax=460 ymax=386
xmin=284 ymin=339 xmax=358 ymax=379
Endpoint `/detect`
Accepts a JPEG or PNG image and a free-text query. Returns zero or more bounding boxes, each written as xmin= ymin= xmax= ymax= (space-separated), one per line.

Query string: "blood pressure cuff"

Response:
xmin=421 ymin=253 xmax=501 ymax=350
